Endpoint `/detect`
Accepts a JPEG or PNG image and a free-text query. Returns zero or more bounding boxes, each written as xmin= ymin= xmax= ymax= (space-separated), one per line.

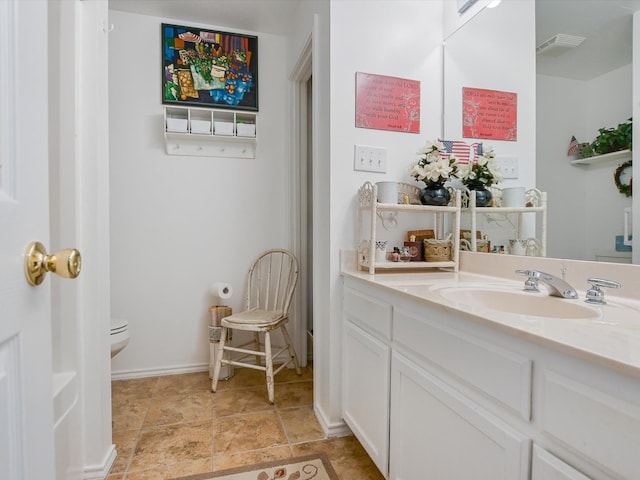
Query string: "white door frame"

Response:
xmin=289 ymin=35 xmax=313 ymax=366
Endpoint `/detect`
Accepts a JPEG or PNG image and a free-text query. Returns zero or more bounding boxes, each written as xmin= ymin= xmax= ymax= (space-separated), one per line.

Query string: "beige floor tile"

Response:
xmin=213 ymin=367 xmax=265 ymax=391
xmin=154 ymin=371 xmax=211 ymax=396
xmin=279 ymin=406 xmax=325 ymax=443
xmin=213 ymin=446 xmax=293 ymax=471
xmin=274 ymin=365 xmax=314 ymax=383
xmin=111 ymin=377 xmax=158 ymax=402
xmin=125 ymin=457 xmax=212 ymax=480
xmin=111 ymin=397 xmax=151 ymax=433
xmin=273 ymin=380 xmax=313 ymax=408
xmin=212 ymin=411 xmax=287 ymax=455
xmin=211 ymin=385 xmax=274 ymax=417
xmin=144 ymin=391 xmax=212 ymax=427
xmin=292 ymin=436 xmax=385 ymax=480
xmin=110 ymin=430 xmax=139 ymax=474
xmin=128 ymin=421 xmax=212 ymax=472
xmin=111 ymin=367 xmax=381 ymax=479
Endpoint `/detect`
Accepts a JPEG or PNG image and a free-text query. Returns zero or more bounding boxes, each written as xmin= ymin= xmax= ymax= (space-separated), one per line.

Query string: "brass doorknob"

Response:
xmin=24 ymin=241 xmax=82 ymax=286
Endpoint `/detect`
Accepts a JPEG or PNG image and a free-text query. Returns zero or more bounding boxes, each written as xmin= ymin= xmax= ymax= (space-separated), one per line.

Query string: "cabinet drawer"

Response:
xmin=394 ymin=307 xmax=532 ymax=420
xmin=531 ymin=445 xmax=592 ymax=480
xmin=541 ymin=370 xmax=640 ymax=479
xmin=343 ymin=285 xmax=392 ymax=341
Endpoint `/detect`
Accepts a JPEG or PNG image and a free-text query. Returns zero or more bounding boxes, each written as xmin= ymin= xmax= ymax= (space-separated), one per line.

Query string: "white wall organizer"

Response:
xmin=357 ymin=181 xmax=461 ymax=273
xmin=461 ymin=187 xmax=547 ymax=256
xmin=164 ymin=106 xmax=257 ymax=158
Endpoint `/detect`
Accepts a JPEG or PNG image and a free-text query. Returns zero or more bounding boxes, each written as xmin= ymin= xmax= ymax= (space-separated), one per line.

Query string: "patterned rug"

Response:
xmin=169 ymin=453 xmax=339 ymax=480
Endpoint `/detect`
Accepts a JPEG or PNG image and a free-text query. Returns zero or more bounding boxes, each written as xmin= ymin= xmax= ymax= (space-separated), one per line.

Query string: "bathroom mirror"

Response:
xmin=443 ymin=0 xmax=639 ymax=264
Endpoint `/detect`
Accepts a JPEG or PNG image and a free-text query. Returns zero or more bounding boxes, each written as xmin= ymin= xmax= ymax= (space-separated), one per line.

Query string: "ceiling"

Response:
xmin=109 ymin=0 xmax=640 ymax=81
xmin=536 ymin=0 xmax=640 ymax=80
xmin=108 ymin=0 xmax=300 ymax=35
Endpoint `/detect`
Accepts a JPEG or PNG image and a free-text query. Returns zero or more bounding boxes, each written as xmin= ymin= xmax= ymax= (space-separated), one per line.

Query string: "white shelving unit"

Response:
xmin=461 ymin=187 xmax=547 ymax=256
xmin=164 ymin=106 xmax=257 ymax=158
xmin=570 ymin=149 xmax=631 ymax=166
xmin=357 ymin=181 xmax=461 ymax=274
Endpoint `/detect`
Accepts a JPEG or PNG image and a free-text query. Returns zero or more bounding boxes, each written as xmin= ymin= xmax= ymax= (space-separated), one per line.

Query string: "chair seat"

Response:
xmin=222 ymin=309 xmax=286 ymax=327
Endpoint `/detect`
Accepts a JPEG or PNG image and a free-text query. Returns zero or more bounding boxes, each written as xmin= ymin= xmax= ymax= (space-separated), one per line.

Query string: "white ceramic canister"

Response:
xmin=375 ymin=240 xmax=388 ymax=262
xmin=502 ymin=187 xmax=526 ymax=208
xmin=376 ymin=182 xmax=398 ymax=204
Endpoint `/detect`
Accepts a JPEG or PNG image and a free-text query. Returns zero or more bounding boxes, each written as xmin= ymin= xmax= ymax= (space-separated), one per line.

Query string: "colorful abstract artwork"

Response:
xmin=162 ymin=23 xmax=258 ymax=111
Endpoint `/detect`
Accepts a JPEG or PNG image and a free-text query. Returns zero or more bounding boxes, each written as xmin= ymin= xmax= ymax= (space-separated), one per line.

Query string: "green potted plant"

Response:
xmin=580 ymin=118 xmax=632 ymax=158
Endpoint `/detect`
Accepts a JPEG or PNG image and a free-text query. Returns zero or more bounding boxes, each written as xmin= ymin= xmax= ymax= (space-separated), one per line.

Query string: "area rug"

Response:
xmin=170 ymin=453 xmax=339 ymax=480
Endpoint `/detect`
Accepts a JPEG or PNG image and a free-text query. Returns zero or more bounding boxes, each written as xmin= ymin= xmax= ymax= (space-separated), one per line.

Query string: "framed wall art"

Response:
xmin=355 ymin=72 xmax=421 ymax=133
xmin=162 ymin=23 xmax=258 ymax=111
xmin=462 ymin=87 xmax=517 ymax=141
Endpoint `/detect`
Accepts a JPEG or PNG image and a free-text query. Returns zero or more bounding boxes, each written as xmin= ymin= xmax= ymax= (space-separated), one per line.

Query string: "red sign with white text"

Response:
xmin=355 ymin=72 xmax=420 ymax=133
xmin=462 ymin=87 xmax=517 ymax=141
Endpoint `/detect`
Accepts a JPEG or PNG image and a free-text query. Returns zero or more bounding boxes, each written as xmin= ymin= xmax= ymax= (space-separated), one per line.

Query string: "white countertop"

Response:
xmin=342 ymin=262 xmax=640 ymax=378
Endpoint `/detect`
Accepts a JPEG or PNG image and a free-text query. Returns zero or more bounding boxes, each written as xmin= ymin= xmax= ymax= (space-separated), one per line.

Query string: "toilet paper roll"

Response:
xmin=211 ymin=282 xmax=233 ymax=299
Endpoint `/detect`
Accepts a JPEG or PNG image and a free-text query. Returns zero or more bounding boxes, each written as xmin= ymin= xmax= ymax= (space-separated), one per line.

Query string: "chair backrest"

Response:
xmin=246 ymin=249 xmax=299 ymax=316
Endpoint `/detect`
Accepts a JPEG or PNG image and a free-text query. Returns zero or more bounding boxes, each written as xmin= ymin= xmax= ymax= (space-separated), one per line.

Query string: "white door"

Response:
xmin=0 ymin=0 xmax=57 ymax=478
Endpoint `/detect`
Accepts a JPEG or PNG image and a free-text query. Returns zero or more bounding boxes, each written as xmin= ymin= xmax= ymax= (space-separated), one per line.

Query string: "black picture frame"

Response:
xmin=162 ymin=23 xmax=258 ymax=111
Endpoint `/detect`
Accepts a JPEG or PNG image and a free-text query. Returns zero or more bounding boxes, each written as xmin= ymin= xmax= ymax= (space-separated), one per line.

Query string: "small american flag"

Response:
xmin=567 ymin=136 xmax=579 ymax=156
xmin=440 ymin=139 xmax=481 ymax=164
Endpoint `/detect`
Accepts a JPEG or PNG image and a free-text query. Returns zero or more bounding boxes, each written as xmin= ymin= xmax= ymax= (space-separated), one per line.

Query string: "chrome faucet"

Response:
xmin=515 ymin=269 xmax=579 ymax=299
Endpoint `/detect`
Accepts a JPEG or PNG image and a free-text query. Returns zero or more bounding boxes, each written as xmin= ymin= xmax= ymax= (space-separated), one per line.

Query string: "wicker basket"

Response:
xmin=424 ymin=239 xmax=452 ymax=262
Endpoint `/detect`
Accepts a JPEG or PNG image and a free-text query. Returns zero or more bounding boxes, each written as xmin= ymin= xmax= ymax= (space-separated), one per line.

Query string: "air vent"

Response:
xmin=536 ymin=34 xmax=585 ymax=56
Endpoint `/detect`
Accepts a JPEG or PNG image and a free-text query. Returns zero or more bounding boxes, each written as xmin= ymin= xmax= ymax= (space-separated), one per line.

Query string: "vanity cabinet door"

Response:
xmin=389 ymin=352 xmax=530 ymax=480
xmin=343 ymin=320 xmax=390 ymax=477
xmin=531 ymin=445 xmax=593 ymax=480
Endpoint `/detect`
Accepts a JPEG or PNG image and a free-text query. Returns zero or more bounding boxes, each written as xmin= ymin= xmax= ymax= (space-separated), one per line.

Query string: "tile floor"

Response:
xmin=108 ymin=365 xmax=384 ymax=479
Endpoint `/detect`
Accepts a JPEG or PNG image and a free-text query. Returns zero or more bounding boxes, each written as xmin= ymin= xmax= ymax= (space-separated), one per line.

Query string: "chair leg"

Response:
xmin=264 ymin=331 xmax=274 ymax=404
xmin=211 ymin=326 xmax=228 ymax=393
xmin=254 ymin=332 xmax=261 ymax=367
xmin=280 ymin=324 xmax=302 ymax=375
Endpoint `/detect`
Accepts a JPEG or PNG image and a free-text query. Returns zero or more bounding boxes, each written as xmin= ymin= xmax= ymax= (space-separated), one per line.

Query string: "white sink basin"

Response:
xmin=430 ymin=283 xmax=601 ymax=319
xmin=441 ymin=286 xmax=598 ymax=319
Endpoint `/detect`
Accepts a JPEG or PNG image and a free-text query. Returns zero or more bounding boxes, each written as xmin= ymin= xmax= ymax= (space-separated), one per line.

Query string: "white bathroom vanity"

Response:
xmin=341 ymin=256 xmax=640 ymax=480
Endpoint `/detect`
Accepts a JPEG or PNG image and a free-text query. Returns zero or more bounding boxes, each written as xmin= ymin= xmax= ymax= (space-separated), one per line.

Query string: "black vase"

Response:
xmin=420 ymin=183 xmax=450 ymax=206
xmin=469 ymin=185 xmax=492 ymax=207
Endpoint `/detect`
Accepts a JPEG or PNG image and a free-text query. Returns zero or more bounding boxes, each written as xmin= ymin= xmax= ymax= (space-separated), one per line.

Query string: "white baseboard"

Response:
xmin=314 ymin=404 xmax=351 ymax=438
xmin=110 ymin=363 xmax=209 ymax=381
xmin=83 ymin=444 xmax=116 ymax=479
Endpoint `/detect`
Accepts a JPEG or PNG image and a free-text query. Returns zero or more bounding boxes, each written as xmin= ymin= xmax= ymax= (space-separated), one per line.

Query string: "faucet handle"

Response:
xmin=585 ymin=277 xmax=621 ymax=305
xmin=515 ymin=269 xmax=541 ymax=278
xmin=515 ymin=269 xmax=540 ymax=292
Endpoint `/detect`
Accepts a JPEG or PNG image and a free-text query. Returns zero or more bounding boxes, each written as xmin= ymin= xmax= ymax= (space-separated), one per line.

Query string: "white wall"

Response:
xmin=324 ymin=0 xmax=444 ymax=432
xmin=109 ymin=11 xmax=292 ymax=376
xmin=537 ymin=65 xmax=632 ymax=260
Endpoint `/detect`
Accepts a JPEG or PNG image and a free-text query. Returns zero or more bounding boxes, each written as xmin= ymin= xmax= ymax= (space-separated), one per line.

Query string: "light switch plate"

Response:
xmin=495 ymin=156 xmax=518 ymax=179
xmin=354 ymin=144 xmax=387 ymax=173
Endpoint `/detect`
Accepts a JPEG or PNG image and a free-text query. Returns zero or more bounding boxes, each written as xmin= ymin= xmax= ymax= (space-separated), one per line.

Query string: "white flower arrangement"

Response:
xmin=458 ymin=146 xmax=503 ymax=189
xmin=408 ymin=140 xmax=459 ymax=186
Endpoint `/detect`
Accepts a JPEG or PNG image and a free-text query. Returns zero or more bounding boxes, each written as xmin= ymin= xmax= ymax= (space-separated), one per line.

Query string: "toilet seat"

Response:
xmin=111 ymin=318 xmax=128 ymax=333
xmin=110 ymin=318 xmax=130 ymax=358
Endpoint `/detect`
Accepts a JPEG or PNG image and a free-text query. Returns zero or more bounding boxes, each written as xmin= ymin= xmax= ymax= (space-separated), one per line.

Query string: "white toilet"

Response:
xmin=110 ymin=318 xmax=130 ymax=358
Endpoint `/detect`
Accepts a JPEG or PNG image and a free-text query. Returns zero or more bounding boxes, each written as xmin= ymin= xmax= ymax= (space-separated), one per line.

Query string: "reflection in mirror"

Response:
xmin=443 ymin=0 xmax=639 ymax=264
xmin=537 ymin=0 xmax=637 ymax=264
xmin=443 ymin=0 xmax=538 ymax=251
